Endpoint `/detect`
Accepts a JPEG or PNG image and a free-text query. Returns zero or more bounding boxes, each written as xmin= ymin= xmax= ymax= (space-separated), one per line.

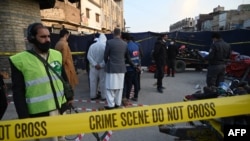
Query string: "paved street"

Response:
xmin=2 ymin=68 xmax=207 ymax=141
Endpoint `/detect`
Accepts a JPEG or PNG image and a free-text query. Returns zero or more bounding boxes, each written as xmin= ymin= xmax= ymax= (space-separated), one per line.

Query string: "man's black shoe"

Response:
xmin=161 ymin=86 xmax=166 ymax=89
xmin=131 ymin=98 xmax=138 ymax=101
xmin=90 ymin=97 xmax=99 ymax=101
xmin=157 ymin=88 xmax=163 ymax=93
xmin=104 ymin=106 xmax=115 ymax=110
xmin=100 ymin=98 xmax=106 ymax=101
xmin=91 ymin=94 xmax=101 ymax=101
xmin=115 ymin=104 xmax=120 ymax=108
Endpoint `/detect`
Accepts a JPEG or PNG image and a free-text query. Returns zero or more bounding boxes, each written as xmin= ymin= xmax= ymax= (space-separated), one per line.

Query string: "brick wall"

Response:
xmin=41 ymin=1 xmax=80 ymax=31
xmin=0 ymin=0 xmax=41 ymax=77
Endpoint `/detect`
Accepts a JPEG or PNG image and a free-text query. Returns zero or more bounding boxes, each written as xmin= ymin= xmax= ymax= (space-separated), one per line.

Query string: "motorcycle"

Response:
xmin=159 ymin=80 xmax=250 ymax=141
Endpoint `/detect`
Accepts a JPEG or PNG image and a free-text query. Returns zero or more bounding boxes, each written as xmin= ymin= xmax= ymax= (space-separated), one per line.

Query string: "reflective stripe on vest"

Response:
xmin=130 ymin=56 xmax=140 ymax=61
xmin=26 ymin=90 xmax=63 ymax=103
xmin=125 ymin=56 xmax=140 ymax=66
xmin=25 ymin=73 xmax=60 ymax=87
xmin=126 ymin=62 xmax=139 ymax=66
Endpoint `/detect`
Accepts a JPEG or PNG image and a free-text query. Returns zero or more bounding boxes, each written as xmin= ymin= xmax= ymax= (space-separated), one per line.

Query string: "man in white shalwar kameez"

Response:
xmin=87 ymin=33 xmax=107 ymax=100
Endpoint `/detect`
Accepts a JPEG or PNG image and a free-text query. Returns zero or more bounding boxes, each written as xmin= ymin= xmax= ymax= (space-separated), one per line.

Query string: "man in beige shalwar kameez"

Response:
xmin=55 ymin=29 xmax=79 ymax=89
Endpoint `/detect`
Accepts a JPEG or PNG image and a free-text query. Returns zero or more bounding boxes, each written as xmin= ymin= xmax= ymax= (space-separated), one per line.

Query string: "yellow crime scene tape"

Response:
xmin=175 ymin=40 xmax=250 ymax=47
xmin=1 ymin=38 xmax=249 ymax=56
xmin=0 ymin=95 xmax=250 ymax=140
xmin=176 ymin=40 xmax=206 ymax=47
xmin=71 ymin=52 xmax=85 ymax=55
xmin=136 ymin=36 xmax=154 ymax=43
xmin=230 ymin=41 xmax=250 ymax=45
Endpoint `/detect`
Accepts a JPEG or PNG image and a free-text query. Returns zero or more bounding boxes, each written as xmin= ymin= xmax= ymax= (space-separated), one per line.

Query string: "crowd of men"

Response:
xmin=0 ymin=21 xmax=232 ymax=141
xmin=86 ymin=29 xmax=143 ymax=109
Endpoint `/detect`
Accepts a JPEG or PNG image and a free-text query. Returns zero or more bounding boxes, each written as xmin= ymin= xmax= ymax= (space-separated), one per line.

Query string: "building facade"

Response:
xmin=169 ymin=18 xmax=195 ymax=32
xmin=170 ymin=4 xmax=250 ymax=32
xmin=40 ymin=0 xmax=124 ymax=34
xmin=0 ymin=0 xmax=124 ymax=76
xmin=0 ymin=0 xmax=56 ymax=76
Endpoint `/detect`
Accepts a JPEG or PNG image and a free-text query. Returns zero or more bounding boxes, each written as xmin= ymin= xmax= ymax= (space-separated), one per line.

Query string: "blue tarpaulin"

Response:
xmin=50 ymin=29 xmax=250 ymax=69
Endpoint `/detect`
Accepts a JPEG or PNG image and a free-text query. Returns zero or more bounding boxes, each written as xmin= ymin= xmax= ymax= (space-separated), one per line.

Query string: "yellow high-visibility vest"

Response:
xmin=10 ymin=49 xmax=66 ymax=114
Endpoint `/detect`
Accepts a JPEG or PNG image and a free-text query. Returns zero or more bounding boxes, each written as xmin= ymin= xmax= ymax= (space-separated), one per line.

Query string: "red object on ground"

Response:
xmin=226 ymin=52 xmax=250 ymax=79
xmin=148 ymin=64 xmax=168 ymax=73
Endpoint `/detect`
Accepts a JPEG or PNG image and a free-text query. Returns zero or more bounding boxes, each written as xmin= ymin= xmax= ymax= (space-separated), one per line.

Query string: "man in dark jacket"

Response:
xmin=153 ymin=34 xmax=168 ymax=93
xmin=122 ymin=33 xmax=140 ymax=102
xmin=131 ymin=36 xmax=143 ymax=92
xmin=167 ymin=39 xmax=179 ymax=77
xmin=206 ymin=32 xmax=231 ymax=87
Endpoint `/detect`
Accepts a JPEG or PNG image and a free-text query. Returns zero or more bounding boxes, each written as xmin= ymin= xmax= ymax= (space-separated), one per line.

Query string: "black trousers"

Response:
xmin=167 ymin=59 xmax=176 ymax=75
xmin=0 ymin=86 xmax=7 ymax=120
xmin=124 ymin=70 xmax=139 ymax=99
xmin=156 ymin=64 xmax=165 ymax=89
xmin=137 ymin=71 xmax=141 ymax=91
xmin=206 ymin=64 xmax=226 ymax=87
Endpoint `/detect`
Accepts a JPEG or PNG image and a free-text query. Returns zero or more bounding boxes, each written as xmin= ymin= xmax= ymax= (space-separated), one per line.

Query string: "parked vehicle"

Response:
xmin=175 ymin=47 xmax=208 ymax=72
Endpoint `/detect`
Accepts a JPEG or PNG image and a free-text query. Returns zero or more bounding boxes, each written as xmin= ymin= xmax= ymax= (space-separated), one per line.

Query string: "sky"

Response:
xmin=124 ymin=0 xmax=250 ymax=33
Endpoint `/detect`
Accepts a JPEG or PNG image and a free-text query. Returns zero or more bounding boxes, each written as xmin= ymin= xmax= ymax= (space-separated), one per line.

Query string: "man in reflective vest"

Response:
xmin=9 ymin=23 xmax=72 ymax=141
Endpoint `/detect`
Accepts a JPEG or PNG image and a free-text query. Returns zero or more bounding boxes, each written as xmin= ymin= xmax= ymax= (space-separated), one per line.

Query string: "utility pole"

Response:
xmin=125 ymin=27 xmax=130 ymax=32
